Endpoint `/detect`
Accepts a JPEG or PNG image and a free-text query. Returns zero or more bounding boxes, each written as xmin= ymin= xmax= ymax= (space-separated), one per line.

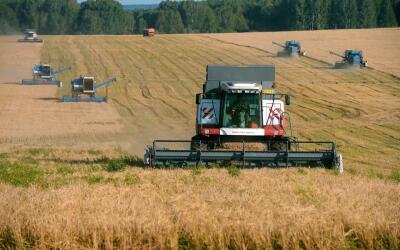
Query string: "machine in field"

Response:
xmin=273 ymin=40 xmax=306 ymax=57
xmin=17 ymin=29 xmax=43 ymax=43
xmin=21 ymin=64 xmax=71 ymax=86
xmin=330 ymin=50 xmax=368 ymax=69
xmin=63 ymin=76 xmax=116 ymax=102
xmin=144 ymin=65 xmax=343 ymax=171
xmin=143 ymin=28 xmax=156 ymax=37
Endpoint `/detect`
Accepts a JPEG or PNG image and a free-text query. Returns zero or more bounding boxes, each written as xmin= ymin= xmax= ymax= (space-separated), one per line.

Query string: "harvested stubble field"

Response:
xmin=0 ymin=28 xmax=399 ymax=249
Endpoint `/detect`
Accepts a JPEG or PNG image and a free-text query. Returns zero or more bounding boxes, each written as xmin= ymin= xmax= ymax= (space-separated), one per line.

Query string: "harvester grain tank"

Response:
xmin=63 ymin=76 xmax=116 ymax=102
xmin=18 ymin=29 xmax=43 ymax=43
xmin=21 ymin=64 xmax=71 ymax=86
xmin=330 ymin=50 xmax=368 ymax=69
xmin=143 ymin=28 xmax=156 ymax=37
xmin=273 ymin=40 xmax=306 ymax=57
xmin=144 ymin=65 xmax=343 ymax=171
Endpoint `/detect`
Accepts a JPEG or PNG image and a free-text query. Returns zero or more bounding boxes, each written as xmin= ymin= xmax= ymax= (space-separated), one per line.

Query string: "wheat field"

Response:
xmin=0 ymin=148 xmax=399 ymax=249
xmin=0 ymin=29 xmax=399 ymax=249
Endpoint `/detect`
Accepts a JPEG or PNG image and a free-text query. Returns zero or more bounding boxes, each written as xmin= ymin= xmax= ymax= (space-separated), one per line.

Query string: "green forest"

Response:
xmin=0 ymin=0 xmax=399 ymax=35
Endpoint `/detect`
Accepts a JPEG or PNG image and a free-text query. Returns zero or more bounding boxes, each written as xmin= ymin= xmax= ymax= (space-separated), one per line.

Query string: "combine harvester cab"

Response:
xmin=21 ymin=64 xmax=70 ymax=86
xmin=330 ymin=50 xmax=368 ymax=69
xmin=273 ymin=40 xmax=306 ymax=58
xmin=63 ymin=76 xmax=116 ymax=102
xmin=145 ymin=65 xmax=343 ymax=171
xmin=17 ymin=29 xmax=43 ymax=43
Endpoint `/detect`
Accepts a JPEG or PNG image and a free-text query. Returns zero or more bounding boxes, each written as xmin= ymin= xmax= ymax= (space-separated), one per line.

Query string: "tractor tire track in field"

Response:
xmin=115 ymin=38 xmax=193 ymax=109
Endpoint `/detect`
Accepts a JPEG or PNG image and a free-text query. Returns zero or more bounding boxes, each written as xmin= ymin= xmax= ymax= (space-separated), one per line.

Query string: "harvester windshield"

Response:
xmin=223 ymin=93 xmax=261 ymax=128
xmin=41 ymin=65 xmax=51 ymax=76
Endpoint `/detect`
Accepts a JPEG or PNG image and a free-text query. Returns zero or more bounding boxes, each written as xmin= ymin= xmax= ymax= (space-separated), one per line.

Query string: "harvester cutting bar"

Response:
xmin=62 ymin=96 xmax=107 ymax=102
xmin=17 ymin=39 xmax=43 ymax=43
xmin=21 ymin=79 xmax=61 ymax=86
xmin=272 ymin=41 xmax=285 ymax=48
xmin=145 ymin=140 xmax=340 ymax=169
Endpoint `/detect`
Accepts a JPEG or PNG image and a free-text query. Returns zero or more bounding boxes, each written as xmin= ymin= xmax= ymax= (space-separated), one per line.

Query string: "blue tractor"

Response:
xmin=273 ymin=40 xmax=306 ymax=57
xmin=330 ymin=50 xmax=368 ymax=69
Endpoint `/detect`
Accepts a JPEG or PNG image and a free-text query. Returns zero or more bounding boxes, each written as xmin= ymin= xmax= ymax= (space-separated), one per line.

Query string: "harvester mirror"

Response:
xmin=285 ymin=95 xmax=291 ymax=105
xmin=196 ymin=93 xmax=203 ymax=104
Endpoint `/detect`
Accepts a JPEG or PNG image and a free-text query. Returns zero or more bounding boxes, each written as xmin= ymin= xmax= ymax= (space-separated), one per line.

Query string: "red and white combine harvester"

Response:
xmin=145 ymin=65 xmax=343 ymax=171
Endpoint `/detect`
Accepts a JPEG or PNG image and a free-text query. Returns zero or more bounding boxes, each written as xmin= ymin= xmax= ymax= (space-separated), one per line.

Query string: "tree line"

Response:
xmin=0 ymin=0 xmax=398 ymax=35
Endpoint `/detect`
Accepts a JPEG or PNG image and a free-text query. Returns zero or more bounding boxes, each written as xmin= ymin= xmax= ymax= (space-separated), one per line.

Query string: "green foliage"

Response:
xmin=227 ymin=165 xmax=240 ymax=177
xmin=39 ymin=0 xmax=79 ymax=34
xmin=87 ymin=149 xmax=102 ymax=155
xmin=105 ymin=159 xmax=126 ymax=172
xmin=0 ymin=0 xmax=397 ymax=35
xmin=191 ymin=166 xmax=204 ymax=176
xmin=0 ymin=1 xmax=20 ymax=34
xmin=124 ymin=173 xmax=140 ymax=185
xmin=378 ymin=0 xmax=398 ymax=27
xmin=294 ymin=184 xmax=320 ymax=206
xmin=83 ymin=174 xmax=104 ymax=184
xmin=27 ymin=148 xmax=51 ymax=157
xmin=77 ymin=0 xmax=128 ymax=34
xmin=0 ymin=161 xmax=44 ymax=187
xmin=57 ymin=166 xmax=76 ymax=175
xmin=348 ymin=168 xmax=358 ymax=176
xmin=0 ymin=152 xmax=8 ymax=159
xmin=388 ymin=169 xmax=400 ymax=182
xmin=358 ymin=0 xmax=377 ymax=28
xmin=367 ymin=168 xmax=384 ymax=179
xmin=178 ymin=230 xmax=196 ymax=250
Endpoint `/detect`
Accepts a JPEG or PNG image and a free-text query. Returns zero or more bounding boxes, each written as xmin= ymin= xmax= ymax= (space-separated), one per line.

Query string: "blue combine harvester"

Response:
xmin=21 ymin=64 xmax=71 ymax=86
xmin=330 ymin=50 xmax=368 ymax=69
xmin=63 ymin=76 xmax=116 ymax=102
xmin=273 ymin=40 xmax=306 ymax=57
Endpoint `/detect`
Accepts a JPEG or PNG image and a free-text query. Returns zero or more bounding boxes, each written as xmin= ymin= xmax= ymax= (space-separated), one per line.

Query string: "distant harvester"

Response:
xmin=330 ymin=50 xmax=368 ymax=69
xmin=143 ymin=28 xmax=156 ymax=37
xmin=18 ymin=29 xmax=43 ymax=43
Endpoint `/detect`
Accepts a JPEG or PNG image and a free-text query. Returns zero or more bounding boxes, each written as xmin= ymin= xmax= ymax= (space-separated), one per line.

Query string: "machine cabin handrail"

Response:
xmin=94 ymin=77 xmax=117 ymax=90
